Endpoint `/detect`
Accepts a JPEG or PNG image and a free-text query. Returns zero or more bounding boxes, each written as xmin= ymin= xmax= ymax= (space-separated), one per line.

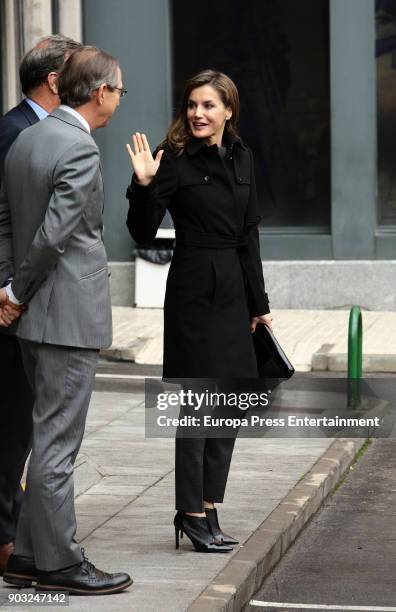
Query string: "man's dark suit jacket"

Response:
xmin=0 ymin=100 xmax=40 ymax=332
xmin=0 ymin=100 xmax=40 ymax=182
xmin=0 ymin=99 xmax=38 ymax=546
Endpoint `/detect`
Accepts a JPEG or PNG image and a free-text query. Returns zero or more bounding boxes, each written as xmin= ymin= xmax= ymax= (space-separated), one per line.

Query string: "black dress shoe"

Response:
xmin=3 ymin=554 xmax=37 ymax=587
xmin=174 ymin=511 xmax=233 ymax=553
xmin=35 ymin=550 xmax=132 ymax=596
xmin=206 ymin=508 xmax=239 ymax=546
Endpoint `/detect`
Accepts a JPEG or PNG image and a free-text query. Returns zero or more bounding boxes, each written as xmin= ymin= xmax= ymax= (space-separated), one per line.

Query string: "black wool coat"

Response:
xmin=126 ymin=134 xmax=270 ymax=379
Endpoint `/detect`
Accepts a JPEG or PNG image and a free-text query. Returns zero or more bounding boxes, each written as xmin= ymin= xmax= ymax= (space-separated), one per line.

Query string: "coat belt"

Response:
xmin=175 ymin=230 xmax=248 ymax=249
xmin=175 ymin=230 xmax=264 ymax=313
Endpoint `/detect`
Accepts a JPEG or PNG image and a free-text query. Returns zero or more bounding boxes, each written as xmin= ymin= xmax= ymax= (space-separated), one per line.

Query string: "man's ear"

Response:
xmin=47 ymin=72 xmax=59 ymax=95
xmin=95 ymin=83 xmax=106 ymax=105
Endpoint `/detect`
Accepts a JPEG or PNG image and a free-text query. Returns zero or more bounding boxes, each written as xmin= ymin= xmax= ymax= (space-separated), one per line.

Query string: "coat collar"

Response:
xmin=18 ymin=99 xmax=41 ymax=126
xmin=48 ymin=107 xmax=91 ymax=134
xmin=185 ymin=133 xmax=247 ymax=156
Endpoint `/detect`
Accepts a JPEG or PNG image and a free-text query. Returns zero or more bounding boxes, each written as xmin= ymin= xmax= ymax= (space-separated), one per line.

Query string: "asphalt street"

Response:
xmin=248 ymin=438 xmax=396 ymax=612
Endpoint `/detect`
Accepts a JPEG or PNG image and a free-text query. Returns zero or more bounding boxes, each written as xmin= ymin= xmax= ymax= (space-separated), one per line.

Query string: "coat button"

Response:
xmin=238 ymin=177 xmax=243 ymax=182
xmin=204 ymin=175 xmax=210 ymax=182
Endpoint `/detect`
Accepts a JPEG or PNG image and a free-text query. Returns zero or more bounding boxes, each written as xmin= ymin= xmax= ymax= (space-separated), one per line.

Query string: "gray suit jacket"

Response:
xmin=0 ymin=107 xmax=112 ymax=349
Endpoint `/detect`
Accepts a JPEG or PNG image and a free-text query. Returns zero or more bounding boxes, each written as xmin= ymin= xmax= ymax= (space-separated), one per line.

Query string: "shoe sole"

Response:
xmin=35 ymin=578 xmax=133 ymax=595
xmin=3 ymin=572 xmax=37 ymax=587
xmin=195 ymin=548 xmax=232 ymax=553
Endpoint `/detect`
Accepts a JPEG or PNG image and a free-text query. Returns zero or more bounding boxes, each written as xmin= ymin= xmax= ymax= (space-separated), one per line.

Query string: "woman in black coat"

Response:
xmin=126 ymin=70 xmax=273 ymax=553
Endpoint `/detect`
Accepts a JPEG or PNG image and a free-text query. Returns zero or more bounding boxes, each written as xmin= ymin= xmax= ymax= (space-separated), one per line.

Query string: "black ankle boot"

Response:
xmin=205 ymin=508 xmax=239 ymax=545
xmin=174 ymin=511 xmax=232 ymax=553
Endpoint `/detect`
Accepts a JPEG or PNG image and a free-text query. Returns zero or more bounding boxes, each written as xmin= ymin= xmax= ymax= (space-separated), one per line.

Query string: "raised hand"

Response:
xmin=126 ymin=132 xmax=163 ymax=186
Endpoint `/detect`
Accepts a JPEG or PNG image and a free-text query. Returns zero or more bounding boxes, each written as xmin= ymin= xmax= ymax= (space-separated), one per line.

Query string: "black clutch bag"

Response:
xmin=252 ymin=324 xmax=295 ymax=379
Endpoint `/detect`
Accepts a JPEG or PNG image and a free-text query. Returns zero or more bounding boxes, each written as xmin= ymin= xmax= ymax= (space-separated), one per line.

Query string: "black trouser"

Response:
xmin=175 ymin=436 xmax=236 ymax=512
xmin=0 ymin=335 xmax=34 ymax=545
xmin=174 ymin=380 xmax=242 ymax=513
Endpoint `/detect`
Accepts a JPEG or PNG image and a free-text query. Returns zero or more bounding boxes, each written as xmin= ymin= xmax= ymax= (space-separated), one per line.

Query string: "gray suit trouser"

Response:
xmin=14 ymin=340 xmax=99 ymax=571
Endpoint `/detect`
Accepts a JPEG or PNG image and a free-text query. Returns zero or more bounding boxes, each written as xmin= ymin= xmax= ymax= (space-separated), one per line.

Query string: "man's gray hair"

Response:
xmin=20 ymin=34 xmax=81 ymax=95
xmin=58 ymin=46 xmax=119 ymax=108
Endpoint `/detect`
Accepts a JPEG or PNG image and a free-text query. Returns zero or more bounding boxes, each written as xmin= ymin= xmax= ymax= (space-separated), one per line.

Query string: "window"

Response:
xmin=172 ymin=0 xmax=331 ymax=228
xmin=376 ymin=0 xmax=396 ymax=225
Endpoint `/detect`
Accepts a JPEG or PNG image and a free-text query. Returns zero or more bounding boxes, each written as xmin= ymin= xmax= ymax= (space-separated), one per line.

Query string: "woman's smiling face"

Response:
xmin=186 ymin=84 xmax=232 ymax=146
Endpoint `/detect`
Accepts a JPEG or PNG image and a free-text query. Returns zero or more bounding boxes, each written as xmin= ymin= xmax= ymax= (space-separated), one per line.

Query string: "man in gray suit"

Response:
xmin=0 ymin=46 xmax=132 ymax=595
xmin=0 ymin=34 xmax=81 ymax=576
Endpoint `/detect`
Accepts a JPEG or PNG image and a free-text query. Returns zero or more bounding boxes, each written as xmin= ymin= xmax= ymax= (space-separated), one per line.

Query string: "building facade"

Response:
xmin=1 ymin=0 xmax=395 ymax=310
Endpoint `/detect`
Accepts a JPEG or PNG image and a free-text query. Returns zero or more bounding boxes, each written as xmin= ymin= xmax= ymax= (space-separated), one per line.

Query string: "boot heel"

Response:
xmin=173 ymin=512 xmax=232 ymax=553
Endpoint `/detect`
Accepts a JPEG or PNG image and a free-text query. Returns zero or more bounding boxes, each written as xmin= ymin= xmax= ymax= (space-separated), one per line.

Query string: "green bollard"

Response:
xmin=348 ymin=306 xmax=363 ymax=407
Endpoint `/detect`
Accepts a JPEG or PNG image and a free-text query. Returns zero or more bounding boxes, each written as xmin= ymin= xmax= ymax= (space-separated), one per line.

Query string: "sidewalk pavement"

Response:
xmin=104 ymin=307 xmax=396 ymax=373
xmin=1 ymin=387 xmax=366 ymax=612
xmin=0 ymin=306 xmax=388 ymax=611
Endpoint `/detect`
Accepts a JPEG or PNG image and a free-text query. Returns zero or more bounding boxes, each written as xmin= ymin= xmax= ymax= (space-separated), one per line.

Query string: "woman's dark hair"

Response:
xmin=58 ymin=46 xmax=119 ymax=108
xmin=19 ymin=34 xmax=81 ymax=95
xmin=159 ymin=69 xmax=240 ymax=155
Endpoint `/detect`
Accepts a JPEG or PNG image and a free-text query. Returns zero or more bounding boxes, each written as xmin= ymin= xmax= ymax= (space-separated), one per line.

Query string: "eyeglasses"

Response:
xmin=107 ymin=85 xmax=128 ymax=98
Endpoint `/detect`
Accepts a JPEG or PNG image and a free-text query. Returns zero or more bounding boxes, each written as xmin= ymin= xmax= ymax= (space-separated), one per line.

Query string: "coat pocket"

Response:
xmin=209 ymin=259 xmax=217 ymax=307
xmin=79 ymin=240 xmax=108 ymax=279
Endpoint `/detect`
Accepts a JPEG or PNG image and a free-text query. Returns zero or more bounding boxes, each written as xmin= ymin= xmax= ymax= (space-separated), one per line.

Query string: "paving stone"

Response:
xmin=0 ymin=386 xmax=364 ymax=611
xmin=105 ymin=307 xmax=396 ymax=372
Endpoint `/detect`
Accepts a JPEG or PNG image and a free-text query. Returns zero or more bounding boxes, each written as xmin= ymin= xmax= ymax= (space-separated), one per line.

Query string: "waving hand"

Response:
xmin=126 ymin=132 xmax=163 ymax=186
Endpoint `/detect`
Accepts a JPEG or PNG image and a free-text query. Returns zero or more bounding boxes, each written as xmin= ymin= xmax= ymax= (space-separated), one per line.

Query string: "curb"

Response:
xmin=312 ymin=348 xmax=396 ymax=373
xmin=187 ymin=438 xmax=366 ymax=612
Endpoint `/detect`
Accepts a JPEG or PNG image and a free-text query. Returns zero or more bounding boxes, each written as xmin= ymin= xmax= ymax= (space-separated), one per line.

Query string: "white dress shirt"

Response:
xmin=59 ymin=104 xmax=91 ymax=133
